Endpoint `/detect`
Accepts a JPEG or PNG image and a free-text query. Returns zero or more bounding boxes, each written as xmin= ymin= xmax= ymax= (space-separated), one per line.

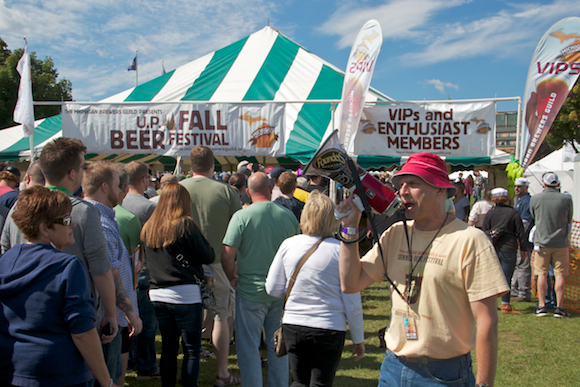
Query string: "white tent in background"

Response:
xmin=523 ymin=142 xmax=577 ymax=195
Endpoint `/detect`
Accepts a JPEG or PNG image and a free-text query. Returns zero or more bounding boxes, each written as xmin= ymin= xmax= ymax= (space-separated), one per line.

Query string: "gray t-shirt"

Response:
xmin=1 ymin=194 xmax=111 ymax=307
xmin=122 ymin=193 xmax=157 ymax=226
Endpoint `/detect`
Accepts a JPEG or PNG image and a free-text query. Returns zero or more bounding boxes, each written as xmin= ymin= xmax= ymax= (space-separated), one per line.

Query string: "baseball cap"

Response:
xmin=515 ymin=177 xmax=530 ymax=186
xmin=160 ymin=174 xmax=178 ymax=185
xmin=4 ymin=166 xmax=20 ymax=178
xmin=491 ymin=188 xmax=508 ymax=197
xmin=542 ymin=172 xmax=560 ymax=188
xmin=393 ymin=153 xmax=456 ymax=197
xmin=237 ymin=160 xmax=250 ymax=170
xmin=270 ymin=166 xmax=288 ymax=181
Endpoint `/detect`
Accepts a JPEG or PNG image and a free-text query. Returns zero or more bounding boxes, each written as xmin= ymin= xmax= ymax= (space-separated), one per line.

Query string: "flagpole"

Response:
xmin=135 ymin=49 xmax=138 ymax=87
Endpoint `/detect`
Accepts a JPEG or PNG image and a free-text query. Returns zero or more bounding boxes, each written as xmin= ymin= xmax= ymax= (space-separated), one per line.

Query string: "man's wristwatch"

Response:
xmin=341 ymin=226 xmax=358 ymax=235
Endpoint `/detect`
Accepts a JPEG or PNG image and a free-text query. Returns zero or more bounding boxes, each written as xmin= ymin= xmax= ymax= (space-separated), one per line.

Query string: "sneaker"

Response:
xmin=534 ymin=307 xmax=548 ymax=317
xmin=554 ymin=307 xmax=569 ymax=318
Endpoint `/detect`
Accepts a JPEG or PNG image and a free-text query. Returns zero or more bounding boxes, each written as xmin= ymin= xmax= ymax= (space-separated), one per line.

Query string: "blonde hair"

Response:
xmin=300 ymin=191 xmax=338 ymax=236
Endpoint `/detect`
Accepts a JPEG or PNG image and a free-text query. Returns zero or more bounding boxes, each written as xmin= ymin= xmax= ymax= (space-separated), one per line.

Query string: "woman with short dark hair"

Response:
xmin=0 ymin=186 xmax=118 ymax=387
xmin=141 ymin=184 xmax=215 ymax=387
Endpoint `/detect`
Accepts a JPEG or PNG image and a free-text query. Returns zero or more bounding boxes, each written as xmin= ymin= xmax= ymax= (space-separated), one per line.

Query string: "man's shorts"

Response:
xmin=210 ymin=262 xmax=235 ymax=321
xmin=533 ymin=246 xmax=569 ymax=276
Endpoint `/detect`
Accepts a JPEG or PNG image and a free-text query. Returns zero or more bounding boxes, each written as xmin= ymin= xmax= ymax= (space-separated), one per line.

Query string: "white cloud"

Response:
xmin=319 ymin=0 xmax=468 ymax=47
xmin=0 ymin=0 xmax=277 ymax=99
xmin=321 ymin=0 xmax=580 ymax=66
xmin=425 ymin=79 xmax=459 ymax=94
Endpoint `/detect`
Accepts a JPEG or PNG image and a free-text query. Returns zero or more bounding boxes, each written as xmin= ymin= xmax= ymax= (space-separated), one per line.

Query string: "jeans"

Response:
xmin=152 ymin=302 xmax=203 ymax=387
xmin=379 ymin=349 xmax=475 ymax=386
xmin=130 ymin=269 xmax=159 ymax=376
xmin=497 ymin=251 xmax=517 ymax=304
xmin=100 ymin=327 xmax=123 ymax=384
xmin=235 ymin=293 xmax=289 ymax=387
xmin=473 ymin=187 xmax=481 ymax=202
xmin=283 ymin=324 xmax=345 ymax=387
xmin=510 ymin=250 xmax=531 ymax=299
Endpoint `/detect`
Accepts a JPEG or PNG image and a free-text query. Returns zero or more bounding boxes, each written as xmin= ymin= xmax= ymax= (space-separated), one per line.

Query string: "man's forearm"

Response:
xmin=112 ymin=268 xmax=134 ymax=314
xmin=339 ymin=236 xmax=364 ymax=293
xmin=221 ymin=245 xmax=237 ymax=281
xmin=475 ymin=322 xmax=498 ymax=386
xmin=472 ymin=297 xmax=499 ymax=387
xmin=92 ymin=270 xmax=117 ymax=317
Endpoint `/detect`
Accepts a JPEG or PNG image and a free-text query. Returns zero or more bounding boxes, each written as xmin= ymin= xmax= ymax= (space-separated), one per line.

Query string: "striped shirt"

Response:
xmin=87 ymin=200 xmax=139 ymax=327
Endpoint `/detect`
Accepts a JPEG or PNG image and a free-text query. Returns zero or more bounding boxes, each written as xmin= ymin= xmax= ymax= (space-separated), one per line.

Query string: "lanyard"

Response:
xmin=402 ymin=214 xmax=448 ymax=305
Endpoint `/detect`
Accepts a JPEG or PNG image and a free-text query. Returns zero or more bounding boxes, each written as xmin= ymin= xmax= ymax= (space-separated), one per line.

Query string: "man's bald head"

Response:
xmin=247 ymin=172 xmax=271 ymax=201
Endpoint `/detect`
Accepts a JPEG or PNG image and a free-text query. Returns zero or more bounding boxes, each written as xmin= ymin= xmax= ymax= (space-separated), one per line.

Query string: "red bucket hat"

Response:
xmin=392 ymin=153 xmax=456 ymax=197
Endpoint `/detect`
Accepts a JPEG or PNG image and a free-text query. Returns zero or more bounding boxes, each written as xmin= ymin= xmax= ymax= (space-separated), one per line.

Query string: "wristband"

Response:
xmin=109 ymin=378 xmax=113 ymax=387
xmin=341 ymin=226 xmax=358 ymax=235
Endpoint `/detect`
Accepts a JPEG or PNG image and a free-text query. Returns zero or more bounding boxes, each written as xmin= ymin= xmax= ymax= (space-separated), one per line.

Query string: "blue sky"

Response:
xmin=2 ymin=0 xmax=580 ymax=112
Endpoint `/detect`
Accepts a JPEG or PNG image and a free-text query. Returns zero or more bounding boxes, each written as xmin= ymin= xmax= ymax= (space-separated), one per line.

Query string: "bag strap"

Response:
xmin=283 ymin=236 xmax=328 ymax=305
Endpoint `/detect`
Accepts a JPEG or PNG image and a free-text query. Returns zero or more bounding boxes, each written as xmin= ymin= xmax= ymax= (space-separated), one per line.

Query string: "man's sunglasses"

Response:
xmin=54 ymin=215 xmax=72 ymax=226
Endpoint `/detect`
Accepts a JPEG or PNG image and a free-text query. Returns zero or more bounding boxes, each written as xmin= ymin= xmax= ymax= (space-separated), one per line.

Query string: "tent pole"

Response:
xmin=330 ymin=103 xmax=337 ymax=204
xmin=515 ymin=97 xmax=522 ymax=161
xmin=174 ymin=156 xmax=181 ymax=175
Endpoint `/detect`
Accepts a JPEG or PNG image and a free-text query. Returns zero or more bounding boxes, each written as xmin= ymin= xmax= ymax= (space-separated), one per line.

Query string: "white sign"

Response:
xmin=353 ymin=102 xmax=496 ymax=158
xmin=62 ymin=103 xmax=286 ymax=157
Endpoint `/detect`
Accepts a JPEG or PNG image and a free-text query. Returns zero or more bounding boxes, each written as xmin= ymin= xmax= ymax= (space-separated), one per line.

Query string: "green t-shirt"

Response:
xmin=114 ymin=204 xmax=142 ymax=254
xmin=223 ymin=201 xmax=300 ymax=303
xmin=180 ymin=176 xmax=242 ymax=263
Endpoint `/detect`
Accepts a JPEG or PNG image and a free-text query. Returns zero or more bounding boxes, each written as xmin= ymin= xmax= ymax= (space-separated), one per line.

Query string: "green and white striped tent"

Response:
xmin=0 ymin=26 xmax=398 ymax=170
xmin=1 ymin=26 xmax=512 ymax=170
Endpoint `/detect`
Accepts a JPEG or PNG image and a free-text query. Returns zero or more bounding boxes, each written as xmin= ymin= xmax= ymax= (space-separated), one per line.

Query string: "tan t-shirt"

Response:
xmin=361 ymin=218 xmax=508 ymax=359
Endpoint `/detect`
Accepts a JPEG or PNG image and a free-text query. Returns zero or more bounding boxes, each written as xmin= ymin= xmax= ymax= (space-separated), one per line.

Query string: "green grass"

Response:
xmin=125 ymin=283 xmax=580 ymax=386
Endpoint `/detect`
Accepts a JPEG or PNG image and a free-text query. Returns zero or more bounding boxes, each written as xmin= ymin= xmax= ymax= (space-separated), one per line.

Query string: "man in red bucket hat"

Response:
xmin=337 ymin=152 xmax=508 ymax=387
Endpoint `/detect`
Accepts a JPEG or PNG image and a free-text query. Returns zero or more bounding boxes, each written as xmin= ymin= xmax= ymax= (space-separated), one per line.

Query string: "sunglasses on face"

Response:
xmin=54 ymin=215 xmax=72 ymax=226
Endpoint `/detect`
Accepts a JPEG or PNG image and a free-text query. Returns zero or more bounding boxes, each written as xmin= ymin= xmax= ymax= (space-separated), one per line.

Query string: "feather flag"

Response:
xmin=519 ymin=17 xmax=580 ymax=170
xmin=338 ymin=20 xmax=383 ymax=153
xmin=13 ymin=39 xmax=35 ymax=137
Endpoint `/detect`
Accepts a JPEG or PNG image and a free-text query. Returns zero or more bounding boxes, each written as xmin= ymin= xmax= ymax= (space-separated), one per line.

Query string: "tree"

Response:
xmin=546 ymin=77 xmax=580 ymax=153
xmin=0 ymin=37 xmax=72 ymax=129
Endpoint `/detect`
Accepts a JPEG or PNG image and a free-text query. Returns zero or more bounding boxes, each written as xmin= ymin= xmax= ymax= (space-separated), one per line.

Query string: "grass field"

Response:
xmin=125 ymin=282 xmax=580 ymax=386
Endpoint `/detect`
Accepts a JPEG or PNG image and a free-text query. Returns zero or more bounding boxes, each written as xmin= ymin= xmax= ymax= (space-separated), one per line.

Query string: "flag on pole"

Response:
xmin=338 ymin=19 xmax=383 ymax=153
xmin=13 ymin=39 xmax=35 ymax=138
xmin=162 ymin=60 xmax=166 ymax=75
xmin=519 ymin=17 xmax=580 ymax=170
xmin=128 ymin=56 xmax=137 ymax=71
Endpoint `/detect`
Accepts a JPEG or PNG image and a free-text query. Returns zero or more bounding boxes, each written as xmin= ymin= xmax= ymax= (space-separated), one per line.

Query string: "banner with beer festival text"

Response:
xmin=61 ymin=103 xmax=286 ymax=157
xmin=352 ymin=102 xmax=496 ymax=158
xmin=520 ymin=17 xmax=580 ymax=170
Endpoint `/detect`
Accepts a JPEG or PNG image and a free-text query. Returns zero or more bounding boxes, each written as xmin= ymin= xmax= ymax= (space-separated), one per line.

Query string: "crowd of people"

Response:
xmin=0 ymin=142 xmax=574 ymax=387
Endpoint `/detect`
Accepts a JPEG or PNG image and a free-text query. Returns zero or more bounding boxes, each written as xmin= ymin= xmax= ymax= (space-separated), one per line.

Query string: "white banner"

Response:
xmin=62 ymin=103 xmax=286 ymax=157
xmin=338 ymin=19 xmax=383 ymax=152
xmin=353 ymin=102 xmax=496 ymax=158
